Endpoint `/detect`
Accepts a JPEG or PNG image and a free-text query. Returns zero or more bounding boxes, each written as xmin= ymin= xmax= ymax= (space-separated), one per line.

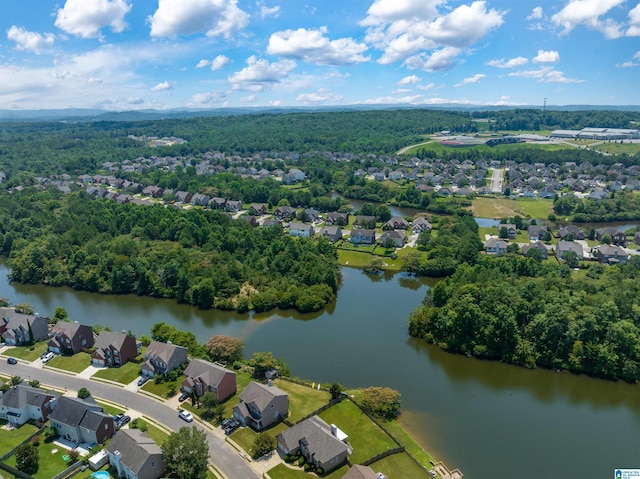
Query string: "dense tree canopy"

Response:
xmin=162 ymin=426 xmax=209 ymax=479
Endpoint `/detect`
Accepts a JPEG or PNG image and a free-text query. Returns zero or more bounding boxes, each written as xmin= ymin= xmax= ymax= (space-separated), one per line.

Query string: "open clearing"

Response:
xmin=470 ymin=197 xmax=553 ymax=219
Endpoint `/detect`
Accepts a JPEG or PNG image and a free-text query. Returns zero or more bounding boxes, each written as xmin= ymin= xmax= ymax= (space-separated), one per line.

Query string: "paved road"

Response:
xmin=490 ymin=168 xmax=504 ymax=193
xmin=2 ymin=361 xmax=259 ymax=479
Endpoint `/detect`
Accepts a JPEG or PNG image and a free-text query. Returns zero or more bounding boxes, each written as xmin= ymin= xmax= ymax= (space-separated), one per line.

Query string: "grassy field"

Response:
xmin=93 ymin=361 xmax=142 ymax=385
xmin=46 ymin=352 xmax=91 ymax=373
xmin=403 ymin=139 xmax=570 ymax=156
xmin=318 ymin=400 xmax=397 ymax=464
xmin=591 ymin=142 xmax=640 ymax=156
xmin=267 ymin=463 xmax=349 ymax=479
xmin=470 ymin=197 xmax=553 ymax=219
xmin=4 ymin=341 xmax=48 ymax=362
xmin=4 ymin=438 xmax=72 ymax=479
xmin=372 ymin=452 xmax=434 ymax=479
xmin=0 ymin=420 xmax=39 ymax=453
xmin=273 ymin=379 xmax=331 ymax=423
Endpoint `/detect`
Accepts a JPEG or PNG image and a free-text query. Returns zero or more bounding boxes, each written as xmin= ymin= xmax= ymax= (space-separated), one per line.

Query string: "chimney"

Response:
xmin=331 ymin=424 xmax=337 ymax=437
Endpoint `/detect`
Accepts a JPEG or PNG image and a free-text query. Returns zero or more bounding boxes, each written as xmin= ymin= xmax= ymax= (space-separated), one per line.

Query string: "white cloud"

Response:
xmin=151 ymin=81 xmax=172 ymax=91
xmin=296 ymin=88 xmax=345 ymax=104
xmin=55 ymin=0 xmax=132 ymax=38
xmin=618 ymin=50 xmax=640 ymax=67
xmin=188 ymin=90 xmax=227 ymax=106
xmin=417 ymin=82 xmax=435 ymax=91
xmin=533 ymin=50 xmax=560 ymax=63
xmin=527 ymin=7 xmax=543 ymax=20
xmin=398 ymin=75 xmax=421 ymax=85
xmin=228 ymin=55 xmax=296 ymax=91
xmin=636 ymin=51 xmax=640 ymax=59
xmin=196 ymin=59 xmax=210 ymax=68
xmin=267 ymin=27 xmax=369 ymax=66
xmin=241 ymin=94 xmax=257 ymax=103
xmin=7 ymin=26 xmax=55 ymax=54
xmin=404 ymin=46 xmax=461 ymax=72
xmin=455 ymin=73 xmax=485 ymax=87
xmin=509 ymin=66 xmax=584 ymax=83
xmin=257 ymin=1 xmax=280 ymax=18
xmin=127 ymin=97 xmax=144 ymax=104
xmin=364 ymin=94 xmax=425 ymax=105
xmin=487 ymin=56 xmax=529 ymax=68
xmin=551 ymin=0 xmax=625 ymax=38
xmin=149 ymin=0 xmax=249 ymax=39
xmin=627 ymin=4 xmax=640 ymax=36
xmin=211 ymin=54 xmax=231 ymax=71
xmin=362 ymin=0 xmax=504 ymax=70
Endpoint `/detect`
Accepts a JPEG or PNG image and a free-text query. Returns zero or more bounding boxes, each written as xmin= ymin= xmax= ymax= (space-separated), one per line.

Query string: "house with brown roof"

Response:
xmin=233 ymin=381 xmax=288 ymax=431
xmin=0 ymin=310 xmax=48 ymax=346
xmin=353 ymin=216 xmax=376 ymax=229
xmin=141 ymin=341 xmax=188 ymax=378
xmin=277 ymin=415 xmax=351 ymax=474
xmin=48 ymin=322 xmax=94 ymax=355
xmin=498 ymin=223 xmax=517 ymax=239
xmin=91 ymin=331 xmax=137 ymax=368
xmin=107 ymin=429 xmax=165 ymax=479
xmin=248 ymin=204 xmax=267 ymax=216
xmin=596 ymin=227 xmax=626 ymax=246
xmin=0 ymin=384 xmax=58 ymax=426
xmin=274 ymin=206 xmax=297 ymax=220
xmin=383 ymin=216 xmax=409 ymax=231
xmin=325 ymin=212 xmax=348 ymax=226
xmin=181 ymin=359 xmax=237 ymax=401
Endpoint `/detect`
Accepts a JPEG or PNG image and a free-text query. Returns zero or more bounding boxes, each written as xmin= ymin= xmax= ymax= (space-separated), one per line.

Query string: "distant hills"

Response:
xmin=0 ymin=104 xmax=639 ymax=123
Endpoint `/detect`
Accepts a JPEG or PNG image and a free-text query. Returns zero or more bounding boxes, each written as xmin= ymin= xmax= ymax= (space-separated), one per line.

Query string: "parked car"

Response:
xmin=41 ymin=352 xmax=55 ymax=363
xmin=137 ymin=376 xmax=149 ymax=386
xmin=178 ymin=392 xmax=189 ymax=402
xmin=178 ymin=409 xmax=193 ymax=422
xmin=7 ymin=357 xmax=17 ymax=365
xmin=114 ymin=414 xmax=131 ymax=428
xmin=224 ymin=419 xmax=241 ymax=435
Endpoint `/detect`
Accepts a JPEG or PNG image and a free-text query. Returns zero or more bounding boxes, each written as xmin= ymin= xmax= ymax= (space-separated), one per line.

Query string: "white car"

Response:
xmin=178 ymin=409 xmax=193 ymax=422
xmin=42 ymin=351 xmax=55 ymax=363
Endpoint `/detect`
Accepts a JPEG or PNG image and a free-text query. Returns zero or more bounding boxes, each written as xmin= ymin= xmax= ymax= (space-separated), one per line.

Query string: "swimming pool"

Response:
xmin=91 ymin=472 xmax=110 ymax=479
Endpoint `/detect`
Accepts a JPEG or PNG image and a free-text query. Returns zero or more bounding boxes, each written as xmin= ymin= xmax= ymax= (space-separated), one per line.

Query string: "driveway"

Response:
xmin=4 ymin=362 xmax=259 ymax=479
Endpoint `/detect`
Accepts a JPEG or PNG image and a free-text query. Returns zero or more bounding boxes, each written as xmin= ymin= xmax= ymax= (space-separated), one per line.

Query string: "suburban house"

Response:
xmin=233 ymin=381 xmax=289 ymax=431
xmin=107 ymin=429 xmax=165 ymax=479
xmin=142 ymin=186 xmax=164 ymax=198
xmin=49 ymin=396 xmax=115 ymax=446
xmin=635 ymin=231 xmax=640 ymax=245
xmin=527 ymin=225 xmax=549 ymax=241
xmin=597 ymin=245 xmax=629 ymax=264
xmin=91 ymin=331 xmax=138 ymax=368
xmin=174 ymin=191 xmax=193 ymax=203
xmin=350 ymin=229 xmax=376 ymax=246
xmin=383 ymin=216 xmax=409 ymax=231
xmin=190 ymin=193 xmax=211 ymax=207
xmin=378 ymin=230 xmax=406 ymax=248
xmin=181 ymin=358 xmax=237 ymax=402
xmin=141 ymin=341 xmax=188 ymax=378
xmin=558 ymin=225 xmax=586 ymax=240
xmin=289 ymin=222 xmax=314 ymax=238
xmin=318 ymin=226 xmax=343 ymax=243
xmin=0 ymin=384 xmax=58 ymax=426
xmin=262 ymin=218 xmax=282 ymax=229
xmin=498 ymin=223 xmax=517 ymax=239
xmin=485 ymin=237 xmax=508 ymax=256
xmin=555 ymin=241 xmax=584 ymax=260
xmin=240 ymin=216 xmax=258 ymax=227
xmin=277 ymin=415 xmax=351 ymax=474
xmin=353 ymin=216 xmax=376 ymax=229
xmin=412 ymin=217 xmax=432 ymax=234
xmin=522 ymin=242 xmax=548 ymax=259
xmin=225 ymin=200 xmax=243 ymax=213
xmin=274 ymin=206 xmax=297 ymax=221
xmin=596 ymin=227 xmax=626 ymax=246
xmin=342 ymin=465 xmax=381 ymax=479
xmin=209 ymin=197 xmax=227 ymax=209
xmin=248 ymin=204 xmax=267 ymax=216
xmin=0 ymin=311 xmax=48 ymax=346
xmin=538 ymin=186 xmax=557 ymax=198
xmin=48 ymin=322 xmax=94 ymax=355
xmin=325 ymin=212 xmax=348 ymax=226
xmin=303 ymin=208 xmax=320 ymax=222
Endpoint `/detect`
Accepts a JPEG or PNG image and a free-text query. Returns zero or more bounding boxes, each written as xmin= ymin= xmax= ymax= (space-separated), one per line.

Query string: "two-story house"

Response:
xmin=49 ymin=396 xmax=115 ymax=446
xmin=181 ymin=359 xmax=237 ymax=401
xmin=91 ymin=331 xmax=138 ymax=368
xmin=289 ymin=222 xmax=314 ymax=238
xmin=0 ymin=384 xmax=58 ymax=426
xmin=233 ymin=381 xmax=288 ymax=431
xmin=107 ymin=429 xmax=165 ymax=479
xmin=0 ymin=310 xmax=48 ymax=346
xmin=141 ymin=341 xmax=188 ymax=378
xmin=48 ymin=322 xmax=95 ymax=355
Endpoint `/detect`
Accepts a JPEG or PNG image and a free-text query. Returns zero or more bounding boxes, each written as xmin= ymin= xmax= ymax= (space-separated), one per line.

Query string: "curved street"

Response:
xmin=2 ymin=360 xmax=259 ymax=479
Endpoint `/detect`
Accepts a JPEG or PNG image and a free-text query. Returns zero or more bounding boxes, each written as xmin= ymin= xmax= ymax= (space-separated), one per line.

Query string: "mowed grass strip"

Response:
xmin=46 ymin=352 xmax=91 ymax=373
xmin=371 ymin=451 xmax=435 ymax=479
xmin=273 ymin=379 xmax=331 ymax=423
xmin=318 ymin=400 xmax=397 ymax=464
xmin=92 ymin=361 xmax=141 ymax=385
xmin=267 ymin=463 xmax=349 ymax=479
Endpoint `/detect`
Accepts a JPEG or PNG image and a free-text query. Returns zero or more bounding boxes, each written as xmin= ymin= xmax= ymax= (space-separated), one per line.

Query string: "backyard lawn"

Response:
xmin=93 ymin=361 xmax=142 ymax=385
xmin=230 ymin=423 xmax=288 ymax=457
xmin=4 ymin=438 xmax=74 ymax=479
xmin=318 ymin=400 xmax=397 ymax=465
xmin=273 ymin=379 xmax=331 ymax=423
xmin=267 ymin=463 xmax=349 ymax=479
xmin=371 ymin=451 xmax=435 ymax=479
xmin=383 ymin=419 xmax=436 ymax=468
xmin=46 ymin=352 xmax=91 ymax=373
xmin=3 ymin=341 xmax=48 ymax=362
xmin=0 ymin=420 xmax=39 ymax=453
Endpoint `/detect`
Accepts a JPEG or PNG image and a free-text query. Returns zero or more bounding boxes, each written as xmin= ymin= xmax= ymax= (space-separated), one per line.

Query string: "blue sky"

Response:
xmin=1 ymin=0 xmax=639 ymax=110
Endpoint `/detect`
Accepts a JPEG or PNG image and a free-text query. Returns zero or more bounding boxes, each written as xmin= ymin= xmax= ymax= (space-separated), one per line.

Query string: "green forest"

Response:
xmin=553 ymin=190 xmax=640 ymax=222
xmin=408 ymin=257 xmax=640 ymax=381
xmin=0 ymin=189 xmax=340 ymax=313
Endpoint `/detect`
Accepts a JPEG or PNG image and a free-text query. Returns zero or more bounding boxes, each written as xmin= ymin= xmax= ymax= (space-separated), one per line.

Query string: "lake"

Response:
xmin=0 ymin=261 xmax=638 ymax=479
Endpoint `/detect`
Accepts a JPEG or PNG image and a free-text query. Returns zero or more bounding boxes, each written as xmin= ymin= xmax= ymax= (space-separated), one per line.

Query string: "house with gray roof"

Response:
xmin=498 ymin=223 xmax=517 ymax=239
xmin=0 ymin=310 xmax=48 ymax=346
xmin=527 ymin=225 xmax=549 ymax=241
xmin=378 ymin=230 xmax=406 ymax=248
xmin=555 ymin=241 xmax=584 ymax=260
xmin=91 ymin=331 xmax=137 ymax=368
xmin=277 ymin=415 xmax=351 ymax=474
xmin=412 ymin=217 xmax=432 ymax=234
xmin=350 ymin=229 xmax=376 ymax=246
xmin=181 ymin=359 xmax=237 ymax=402
xmin=557 ymin=225 xmax=585 ymax=241
xmin=342 ymin=465 xmax=381 ymax=479
xmin=522 ymin=241 xmax=548 ymax=259
xmin=49 ymin=396 xmax=114 ymax=446
xmin=233 ymin=381 xmax=288 ymax=431
xmin=289 ymin=222 xmax=314 ymax=238
xmin=318 ymin=226 xmax=343 ymax=243
xmin=141 ymin=341 xmax=188 ymax=378
xmin=0 ymin=384 xmax=58 ymax=426
xmin=48 ymin=321 xmax=94 ymax=355
xmin=107 ymin=428 xmax=165 ymax=479
xmin=485 ymin=237 xmax=507 ymax=256
xmin=274 ymin=205 xmax=297 ymax=220
xmin=597 ymin=244 xmax=629 ymax=264
xmin=383 ymin=216 xmax=409 ymax=231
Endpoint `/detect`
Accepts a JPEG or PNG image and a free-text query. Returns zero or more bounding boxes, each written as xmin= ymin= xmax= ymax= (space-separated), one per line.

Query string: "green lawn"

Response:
xmin=371 ymin=452 xmax=434 ymax=479
xmin=140 ymin=377 xmax=181 ymax=398
xmin=267 ymin=463 xmax=349 ymax=479
xmin=273 ymin=379 xmax=331 ymax=423
xmin=0 ymin=420 xmax=39 ymax=454
xmin=230 ymin=422 xmax=289 ymax=457
xmin=96 ymin=401 xmax=125 ymax=417
xmin=223 ymin=370 xmax=253 ymax=417
xmin=471 ymin=197 xmax=553 ymax=219
xmin=4 ymin=438 xmax=73 ymax=479
xmin=93 ymin=361 xmax=142 ymax=385
xmin=4 ymin=341 xmax=49 ymax=362
xmin=318 ymin=400 xmax=398 ymax=464
xmin=127 ymin=419 xmax=169 ymax=446
xmin=46 ymin=352 xmax=91 ymax=373
xmin=591 ymin=142 xmax=640 ymax=156
xmin=383 ymin=420 xmax=436 ymax=468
